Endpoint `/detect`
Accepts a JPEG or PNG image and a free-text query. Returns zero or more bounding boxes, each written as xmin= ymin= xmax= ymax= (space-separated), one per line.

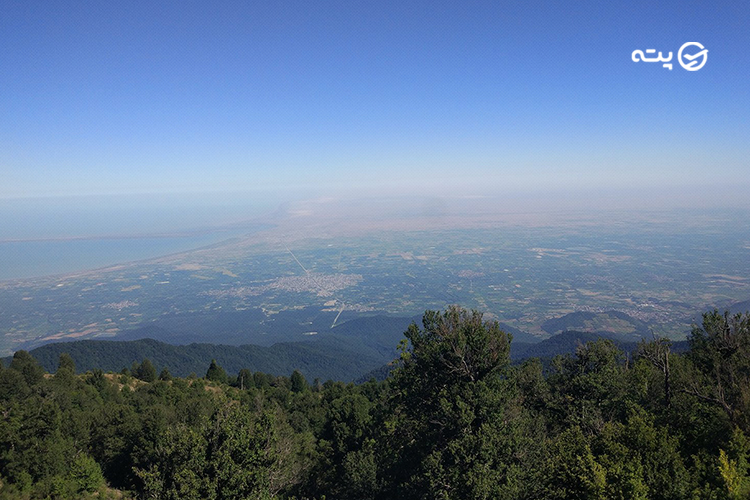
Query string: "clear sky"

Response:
xmin=1 ymin=0 xmax=748 ymax=200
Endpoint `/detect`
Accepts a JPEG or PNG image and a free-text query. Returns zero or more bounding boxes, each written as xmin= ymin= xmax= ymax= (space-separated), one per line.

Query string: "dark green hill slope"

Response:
xmin=511 ymin=330 xmax=689 ymax=361
xmin=22 ymin=314 xmax=538 ymax=382
xmin=20 ymin=326 xmax=690 ymax=384
xmin=25 ymin=336 xmax=391 ymax=382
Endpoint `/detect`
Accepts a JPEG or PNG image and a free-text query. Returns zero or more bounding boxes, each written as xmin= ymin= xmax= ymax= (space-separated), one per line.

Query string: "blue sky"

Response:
xmin=1 ymin=0 xmax=748 ymax=200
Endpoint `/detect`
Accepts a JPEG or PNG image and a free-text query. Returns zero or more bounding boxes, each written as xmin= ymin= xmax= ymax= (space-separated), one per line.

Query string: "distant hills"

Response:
xmin=729 ymin=299 xmax=750 ymax=314
xmin=11 ymin=307 xmax=712 ymax=381
xmin=540 ymin=310 xmax=651 ymax=337
xmin=20 ymin=315 xmax=689 ymax=382
xmin=25 ymin=337 xmax=384 ymax=382
xmin=511 ymin=330 xmax=689 ymax=362
xmin=109 ymin=309 xmax=545 ymax=346
xmin=22 ymin=315 xmax=424 ymax=381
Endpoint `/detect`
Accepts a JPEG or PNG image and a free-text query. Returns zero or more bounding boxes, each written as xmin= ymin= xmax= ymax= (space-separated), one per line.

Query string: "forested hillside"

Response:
xmin=23 ymin=336 xmax=388 ymax=383
xmin=22 ymin=326 xmax=655 ymax=382
xmin=1 ymin=307 xmax=749 ymax=499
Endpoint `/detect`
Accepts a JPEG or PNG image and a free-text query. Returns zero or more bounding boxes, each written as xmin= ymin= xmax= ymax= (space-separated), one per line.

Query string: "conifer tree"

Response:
xmin=205 ymin=359 xmax=228 ymax=384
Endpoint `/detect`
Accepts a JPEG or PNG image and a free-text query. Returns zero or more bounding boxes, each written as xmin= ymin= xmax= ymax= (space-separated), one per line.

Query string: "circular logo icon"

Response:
xmin=678 ymin=42 xmax=708 ymax=71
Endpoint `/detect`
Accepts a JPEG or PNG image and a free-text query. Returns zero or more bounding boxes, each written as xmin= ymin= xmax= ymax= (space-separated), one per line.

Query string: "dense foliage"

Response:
xmin=1 ymin=306 xmax=749 ymax=499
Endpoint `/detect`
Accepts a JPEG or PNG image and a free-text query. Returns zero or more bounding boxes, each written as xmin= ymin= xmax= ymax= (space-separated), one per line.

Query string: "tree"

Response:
xmin=54 ymin=353 xmax=77 ymax=385
xmin=541 ymin=426 xmax=607 ymax=499
xmin=136 ymin=405 xmax=300 ymax=499
xmin=547 ymin=339 xmax=629 ymax=433
xmin=685 ymin=310 xmax=750 ymax=430
xmin=253 ymin=372 xmax=271 ymax=390
xmin=385 ymin=307 xmax=519 ymax=499
xmin=9 ymin=350 xmax=45 ymax=386
xmin=69 ymin=453 xmax=105 ymax=493
xmin=290 ymin=370 xmax=308 ymax=393
xmin=595 ymin=408 xmax=690 ymax=499
xmin=637 ymin=336 xmax=672 ymax=407
xmin=134 ymin=358 xmax=157 ymax=383
xmin=205 ymin=359 xmax=228 ymax=385
xmin=237 ymin=369 xmax=253 ymax=390
xmin=57 ymin=353 xmax=76 ymax=374
xmin=0 ymin=365 xmax=30 ymax=400
xmin=718 ymin=429 xmax=750 ymax=499
xmin=312 ymin=378 xmax=323 ymax=392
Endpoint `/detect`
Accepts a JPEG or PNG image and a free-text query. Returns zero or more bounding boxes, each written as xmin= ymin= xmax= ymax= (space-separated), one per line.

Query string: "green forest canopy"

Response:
xmin=1 ymin=307 xmax=749 ymax=499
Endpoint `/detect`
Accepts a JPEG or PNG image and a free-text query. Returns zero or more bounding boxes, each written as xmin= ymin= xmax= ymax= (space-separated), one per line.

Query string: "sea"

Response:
xmin=0 ymin=193 xmax=282 ymax=281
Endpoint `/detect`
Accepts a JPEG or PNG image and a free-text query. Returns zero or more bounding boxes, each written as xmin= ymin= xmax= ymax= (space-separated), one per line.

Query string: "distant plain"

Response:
xmin=1 ymin=194 xmax=748 ymax=357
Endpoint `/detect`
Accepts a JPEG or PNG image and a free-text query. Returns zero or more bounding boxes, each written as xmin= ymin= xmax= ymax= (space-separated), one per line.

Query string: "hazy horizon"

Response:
xmin=2 ymin=0 xmax=748 ymax=280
